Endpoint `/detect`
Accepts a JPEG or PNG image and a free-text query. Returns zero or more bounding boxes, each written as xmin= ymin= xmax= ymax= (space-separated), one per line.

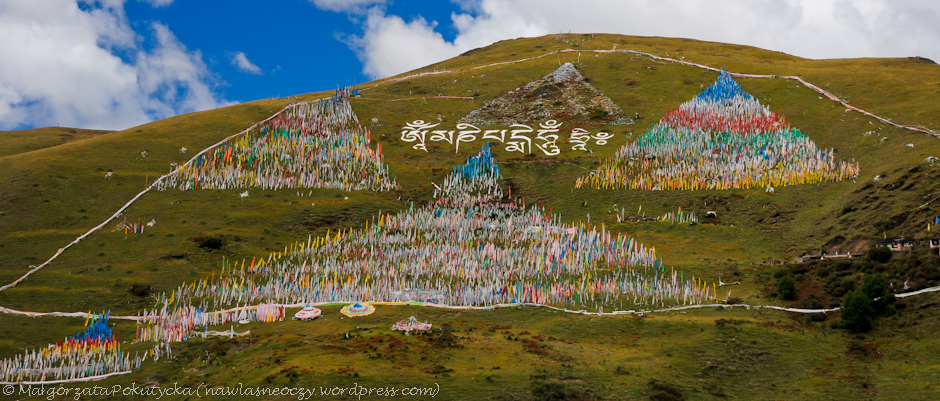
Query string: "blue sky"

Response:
xmin=120 ymin=0 xmax=462 ymax=102
xmin=1 ymin=0 xmax=939 ymax=131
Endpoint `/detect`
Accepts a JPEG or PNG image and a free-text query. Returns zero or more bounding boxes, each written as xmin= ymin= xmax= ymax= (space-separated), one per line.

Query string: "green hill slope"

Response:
xmin=1 ymin=34 xmax=939 ymax=400
xmin=0 ymin=126 xmax=113 ymax=158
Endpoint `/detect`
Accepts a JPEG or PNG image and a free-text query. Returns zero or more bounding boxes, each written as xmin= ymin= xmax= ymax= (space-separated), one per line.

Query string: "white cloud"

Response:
xmin=343 ymin=0 xmax=940 ymax=78
xmin=139 ymin=0 xmax=173 ymax=7
xmin=0 ymin=0 xmax=228 ymax=130
xmin=346 ymin=10 xmax=462 ymax=78
xmin=231 ymin=51 xmax=262 ymax=75
xmin=346 ymin=5 xmax=542 ymax=78
xmin=137 ymin=23 xmax=227 ymax=116
xmin=309 ymin=0 xmax=386 ymax=13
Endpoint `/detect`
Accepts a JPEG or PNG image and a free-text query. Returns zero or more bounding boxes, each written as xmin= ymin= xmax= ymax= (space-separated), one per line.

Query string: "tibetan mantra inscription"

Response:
xmin=399 ymin=120 xmax=614 ymax=155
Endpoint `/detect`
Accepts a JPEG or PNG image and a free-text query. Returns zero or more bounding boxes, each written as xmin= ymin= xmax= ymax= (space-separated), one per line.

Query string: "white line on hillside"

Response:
xmin=0 ymin=103 xmax=300 ymax=292
xmin=4 ymin=284 xmax=939 ymax=322
xmin=0 ymin=370 xmax=131 ymax=385
xmin=371 ymin=47 xmax=937 ymax=138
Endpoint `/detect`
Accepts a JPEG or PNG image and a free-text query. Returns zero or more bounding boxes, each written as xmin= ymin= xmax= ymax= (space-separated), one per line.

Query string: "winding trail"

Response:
xmin=372 ymin=47 xmax=937 ymax=138
xmin=3 ymin=281 xmax=938 ymax=323
xmin=1 ymin=285 xmax=936 ymax=385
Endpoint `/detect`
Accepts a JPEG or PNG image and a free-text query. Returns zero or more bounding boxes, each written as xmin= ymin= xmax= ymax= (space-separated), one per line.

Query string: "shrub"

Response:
xmin=531 ymin=377 xmax=594 ymax=401
xmin=834 ymin=261 xmax=853 ymax=272
xmin=861 ymin=273 xmax=888 ymax=316
xmin=798 ymin=294 xmax=823 ymax=310
xmin=128 ymin=283 xmax=152 ymax=297
xmin=854 ymin=260 xmax=873 ymax=273
xmin=588 ymin=109 xmax=609 ymax=120
xmin=839 ymin=276 xmax=857 ymax=293
xmin=778 ymin=275 xmax=797 ymax=301
xmin=189 ymin=234 xmax=225 ymax=250
xmin=790 ymin=263 xmax=811 ymax=275
xmin=868 ymin=247 xmax=892 ymax=264
xmin=648 ymin=379 xmax=684 ymax=401
xmin=840 ymin=289 xmax=874 ymax=333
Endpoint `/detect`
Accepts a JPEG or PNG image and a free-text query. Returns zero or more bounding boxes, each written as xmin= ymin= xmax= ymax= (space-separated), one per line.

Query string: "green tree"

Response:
xmin=861 ymin=273 xmax=888 ymax=316
xmin=840 ymin=288 xmax=874 ymax=333
xmin=867 ymin=246 xmax=892 ymax=263
xmin=777 ymin=275 xmax=797 ymax=301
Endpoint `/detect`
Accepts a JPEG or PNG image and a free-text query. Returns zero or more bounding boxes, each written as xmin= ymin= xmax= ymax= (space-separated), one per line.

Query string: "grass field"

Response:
xmin=0 ymin=126 xmax=113 ymax=158
xmin=1 ymin=34 xmax=940 ymax=400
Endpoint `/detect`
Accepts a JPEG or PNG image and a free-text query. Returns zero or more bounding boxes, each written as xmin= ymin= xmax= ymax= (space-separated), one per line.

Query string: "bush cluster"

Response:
xmin=776 ymin=248 xmax=940 ymax=302
xmin=839 ymin=273 xmax=893 ymax=333
xmin=188 ymin=234 xmax=226 ymax=250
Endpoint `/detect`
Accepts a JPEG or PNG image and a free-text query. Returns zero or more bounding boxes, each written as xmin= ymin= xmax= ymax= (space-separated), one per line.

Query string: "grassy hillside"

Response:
xmin=0 ymin=126 xmax=113 ymax=158
xmin=1 ymin=34 xmax=939 ymax=399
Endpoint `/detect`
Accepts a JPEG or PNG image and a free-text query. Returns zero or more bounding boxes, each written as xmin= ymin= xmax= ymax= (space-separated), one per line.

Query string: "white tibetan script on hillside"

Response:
xmin=399 ymin=120 xmax=613 ymax=155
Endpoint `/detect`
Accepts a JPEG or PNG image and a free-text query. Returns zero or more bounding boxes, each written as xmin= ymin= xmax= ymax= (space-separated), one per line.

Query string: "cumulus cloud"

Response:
xmin=309 ymin=0 xmax=386 ymax=13
xmin=346 ymin=6 xmax=542 ymax=78
xmin=231 ymin=51 xmax=262 ymax=74
xmin=343 ymin=0 xmax=940 ymax=78
xmin=0 ymin=0 xmax=227 ymax=130
xmin=346 ymin=10 xmax=454 ymax=78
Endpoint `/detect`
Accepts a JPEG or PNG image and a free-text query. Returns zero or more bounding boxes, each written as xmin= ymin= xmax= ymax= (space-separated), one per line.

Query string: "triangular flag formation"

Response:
xmin=135 ymin=143 xmax=716 ymax=345
xmin=157 ymin=88 xmax=398 ymax=192
xmin=577 ymin=71 xmax=859 ymax=190
xmin=0 ymin=312 xmax=168 ymax=383
xmin=460 ymin=62 xmax=632 ymax=125
xmin=433 ymin=142 xmax=504 ymax=203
